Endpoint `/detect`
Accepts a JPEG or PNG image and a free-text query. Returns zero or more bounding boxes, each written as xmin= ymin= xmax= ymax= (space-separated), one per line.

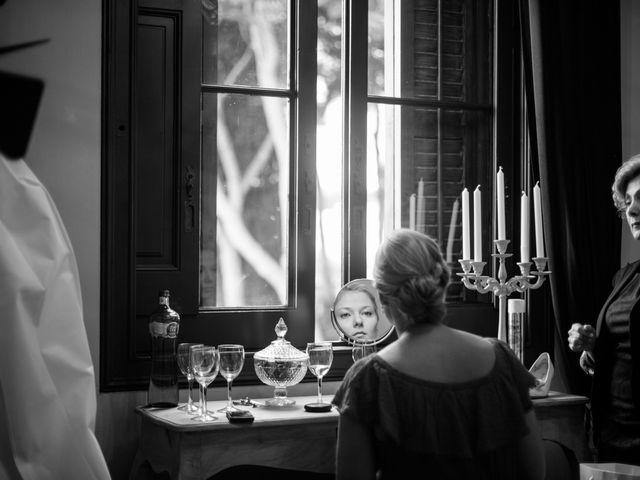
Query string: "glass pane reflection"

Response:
xmin=202 ymin=0 xmax=289 ymax=89
xmin=200 ymin=93 xmax=290 ymax=307
xmin=366 ymin=103 xmax=492 ymax=302
xmin=368 ymin=0 xmax=492 ymax=104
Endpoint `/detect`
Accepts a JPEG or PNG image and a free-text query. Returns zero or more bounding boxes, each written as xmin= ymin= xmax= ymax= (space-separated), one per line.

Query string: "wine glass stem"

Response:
xmin=317 ymin=376 xmax=323 ymax=404
xmin=227 ymin=380 xmax=233 ymax=409
xmin=187 ymin=377 xmax=194 ymax=410
xmin=202 ymin=386 xmax=208 ymax=421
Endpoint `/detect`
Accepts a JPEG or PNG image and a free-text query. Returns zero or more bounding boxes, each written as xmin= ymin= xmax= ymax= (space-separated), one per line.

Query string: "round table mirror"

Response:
xmin=330 ymin=279 xmax=395 ymax=359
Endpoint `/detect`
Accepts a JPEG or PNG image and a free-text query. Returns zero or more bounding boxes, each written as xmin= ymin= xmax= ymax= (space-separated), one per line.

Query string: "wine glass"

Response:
xmin=176 ymin=342 xmax=203 ymax=413
xmin=190 ymin=345 xmax=219 ymax=422
xmin=351 ymin=339 xmax=377 ymax=362
xmin=217 ymin=344 xmax=245 ymax=413
xmin=305 ymin=342 xmax=333 ymax=412
xmin=188 ymin=344 xmax=216 ymax=416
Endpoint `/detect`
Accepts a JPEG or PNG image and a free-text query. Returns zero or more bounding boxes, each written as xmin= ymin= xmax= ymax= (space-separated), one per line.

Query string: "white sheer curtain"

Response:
xmin=0 ymin=154 xmax=110 ymax=480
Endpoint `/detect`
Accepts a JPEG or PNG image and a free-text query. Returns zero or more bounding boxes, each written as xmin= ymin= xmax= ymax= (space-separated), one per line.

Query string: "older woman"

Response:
xmin=332 ymin=229 xmax=544 ymax=480
xmin=568 ymin=154 xmax=640 ymax=465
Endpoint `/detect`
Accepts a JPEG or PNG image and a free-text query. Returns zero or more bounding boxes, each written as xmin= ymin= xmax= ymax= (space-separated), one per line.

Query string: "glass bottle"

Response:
xmin=508 ymin=298 xmax=525 ymax=363
xmin=148 ymin=289 xmax=180 ymax=407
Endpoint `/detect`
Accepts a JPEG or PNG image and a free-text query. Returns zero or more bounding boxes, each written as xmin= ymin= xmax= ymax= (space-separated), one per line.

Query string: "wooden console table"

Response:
xmin=129 ymin=395 xmax=339 ymax=480
xmin=130 ymin=391 xmax=591 ymax=479
xmin=533 ymin=390 xmax=591 ymax=462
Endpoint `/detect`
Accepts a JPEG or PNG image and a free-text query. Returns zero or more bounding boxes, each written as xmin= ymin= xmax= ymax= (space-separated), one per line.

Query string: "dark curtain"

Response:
xmin=520 ymin=0 xmax=622 ymax=396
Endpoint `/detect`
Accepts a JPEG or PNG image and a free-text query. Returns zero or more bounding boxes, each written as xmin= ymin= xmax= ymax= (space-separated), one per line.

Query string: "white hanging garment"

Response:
xmin=0 ymin=154 xmax=110 ymax=479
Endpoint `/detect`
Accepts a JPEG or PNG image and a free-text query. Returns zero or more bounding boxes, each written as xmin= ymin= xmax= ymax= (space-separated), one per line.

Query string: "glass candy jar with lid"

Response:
xmin=253 ymin=318 xmax=309 ymax=407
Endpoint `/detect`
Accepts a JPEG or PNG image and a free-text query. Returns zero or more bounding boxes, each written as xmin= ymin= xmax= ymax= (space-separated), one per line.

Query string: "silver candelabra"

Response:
xmin=457 ymin=239 xmax=551 ymax=342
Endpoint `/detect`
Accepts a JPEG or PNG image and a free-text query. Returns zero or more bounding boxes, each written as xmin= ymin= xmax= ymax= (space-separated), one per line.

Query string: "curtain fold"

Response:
xmin=520 ymin=0 xmax=622 ymax=396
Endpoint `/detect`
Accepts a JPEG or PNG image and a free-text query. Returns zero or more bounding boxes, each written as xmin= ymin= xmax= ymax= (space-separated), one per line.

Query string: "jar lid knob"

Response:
xmin=275 ymin=317 xmax=288 ymax=339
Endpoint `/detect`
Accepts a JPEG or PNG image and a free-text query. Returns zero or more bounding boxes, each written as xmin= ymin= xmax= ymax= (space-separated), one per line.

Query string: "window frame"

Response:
xmin=101 ymin=0 xmax=523 ymax=392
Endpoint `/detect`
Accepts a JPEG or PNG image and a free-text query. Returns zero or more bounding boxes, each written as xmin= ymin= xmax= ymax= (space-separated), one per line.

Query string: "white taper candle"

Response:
xmin=461 ymin=188 xmax=470 ymax=259
xmin=409 ymin=194 xmax=416 ymax=230
xmin=474 ymin=185 xmax=482 ymax=261
xmin=520 ymin=191 xmax=530 ymax=263
xmin=417 ymin=179 xmax=425 ymax=233
xmin=446 ymin=198 xmax=460 ymax=263
xmin=533 ymin=182 xmax=544 ymax=257
xmin=497 ymin=166 xmax=506 ymax=240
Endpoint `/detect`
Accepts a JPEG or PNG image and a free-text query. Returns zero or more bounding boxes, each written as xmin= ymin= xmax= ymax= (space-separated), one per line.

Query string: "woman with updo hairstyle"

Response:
xmin=332 ymin=229 xmax=545 ymax=480
xmin=373 ymin=226 xmax=450 ymax=331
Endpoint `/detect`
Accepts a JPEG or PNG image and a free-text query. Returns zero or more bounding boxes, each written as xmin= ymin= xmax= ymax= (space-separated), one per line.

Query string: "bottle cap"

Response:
xmin=508 ymin=299 xmax=526 ymax=314
xmin=158 ymin=289 xmax=170 ymax=297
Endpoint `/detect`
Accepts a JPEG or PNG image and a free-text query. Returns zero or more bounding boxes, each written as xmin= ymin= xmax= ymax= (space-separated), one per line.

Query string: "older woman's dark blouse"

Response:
xmin=332 ymin=339 xmax=535 ymax=480
xmin=600 ymin=273 xmax=640 ymax=452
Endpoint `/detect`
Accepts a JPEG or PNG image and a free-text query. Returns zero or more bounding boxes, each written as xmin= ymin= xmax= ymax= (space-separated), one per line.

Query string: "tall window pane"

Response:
xmin=366 ymin=0 xmax=493 ymax=303
xmin=315 ymin=0 xmax=343 ymax=341
xmin=200 ymin=1 xmax=292 ymax=308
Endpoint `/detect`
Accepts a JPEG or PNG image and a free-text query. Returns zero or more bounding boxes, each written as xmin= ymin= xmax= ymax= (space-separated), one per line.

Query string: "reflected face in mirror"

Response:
xmin=333 ymin=290 xmax=379 ymax=341
xmin=331 ymin=279 xmax=393 ymax=345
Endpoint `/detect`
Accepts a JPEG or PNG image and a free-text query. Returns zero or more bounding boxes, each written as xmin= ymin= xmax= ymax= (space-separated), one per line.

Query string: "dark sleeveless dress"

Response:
xmin=332 ymin=339 xmax=535 ymax=479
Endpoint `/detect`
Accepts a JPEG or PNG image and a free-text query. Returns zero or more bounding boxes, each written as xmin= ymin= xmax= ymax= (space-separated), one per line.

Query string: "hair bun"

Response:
xmin=398 ymin=275 xmax=447 ymax=323
xmin=373 ymin=229 xmax=450 ymax=328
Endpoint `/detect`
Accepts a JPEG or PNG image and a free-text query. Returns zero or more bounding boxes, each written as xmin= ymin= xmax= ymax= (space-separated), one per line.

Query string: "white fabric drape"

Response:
xmin=0 ymin=154 xmax=110 ymax=479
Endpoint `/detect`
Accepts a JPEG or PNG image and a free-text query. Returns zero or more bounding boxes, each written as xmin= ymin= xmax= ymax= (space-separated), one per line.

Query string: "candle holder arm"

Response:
xmin=458 ymin=245 xmax=551 ymax=342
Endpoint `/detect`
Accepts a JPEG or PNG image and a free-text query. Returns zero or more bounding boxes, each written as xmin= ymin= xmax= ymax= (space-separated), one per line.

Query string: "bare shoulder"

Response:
xmin=448 ymin=329 xmax=497 ymax=374
xmin=453 ymin=328 xmax=495 ymax=350
xmin=377 ymin=326 xmax=496 ymax=383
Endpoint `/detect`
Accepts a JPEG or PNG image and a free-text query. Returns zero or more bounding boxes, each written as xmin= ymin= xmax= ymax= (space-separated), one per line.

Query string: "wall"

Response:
xmin=621 ymin=0 xmax=640 ymax=265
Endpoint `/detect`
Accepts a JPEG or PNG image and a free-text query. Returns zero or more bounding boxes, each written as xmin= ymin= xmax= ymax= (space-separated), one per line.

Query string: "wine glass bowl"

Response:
xmin=190 ymin=345 xmax=219 ymax=422
xmin=217 ymin=344 xmax=245 ymax=413
xmin=305 ymin=342 xmax=334 ymax=412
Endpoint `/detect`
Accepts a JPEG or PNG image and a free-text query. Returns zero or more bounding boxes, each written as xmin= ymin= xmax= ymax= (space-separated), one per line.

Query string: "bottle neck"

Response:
xmin=159 ymin=296 xmax=169 ymax=307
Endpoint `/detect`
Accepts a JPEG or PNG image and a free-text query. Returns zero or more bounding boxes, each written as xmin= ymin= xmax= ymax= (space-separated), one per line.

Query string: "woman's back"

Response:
xmin=334 ymin=228 xmax=544 ymax=480
xmin=333 ymin=334 xmax=537 ymax=479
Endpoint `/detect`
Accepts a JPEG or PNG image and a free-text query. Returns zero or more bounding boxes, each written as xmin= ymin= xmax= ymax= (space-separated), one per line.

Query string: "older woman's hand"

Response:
xmin=567 ymin=323 xmax=595 ymax=353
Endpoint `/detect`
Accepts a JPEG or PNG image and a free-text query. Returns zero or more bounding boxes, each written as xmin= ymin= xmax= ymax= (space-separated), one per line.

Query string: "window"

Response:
xmin=102 ymin=0 xmax=522 ymax=391
xmin=363 ymin=0 xmax=494 ymax=298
